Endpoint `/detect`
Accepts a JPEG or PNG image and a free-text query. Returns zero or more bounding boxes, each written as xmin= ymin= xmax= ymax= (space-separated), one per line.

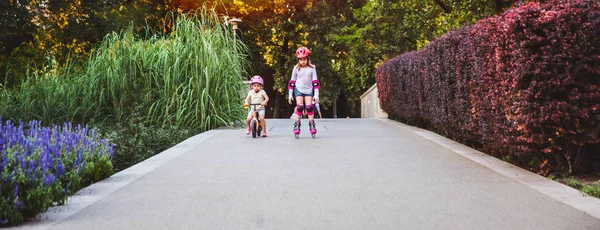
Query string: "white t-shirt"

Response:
xmin=289 ymin=65 xmax=319 ymax=99
xmin=247 ymin=89 xmax=267 ymax=110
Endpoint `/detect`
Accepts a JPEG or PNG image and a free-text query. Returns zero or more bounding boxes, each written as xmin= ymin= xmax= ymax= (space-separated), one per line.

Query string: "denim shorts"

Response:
xmin=247 ymin=107 xmax=265 ymax=117
xmin=293 ymin=88 xmax=314 ymax=97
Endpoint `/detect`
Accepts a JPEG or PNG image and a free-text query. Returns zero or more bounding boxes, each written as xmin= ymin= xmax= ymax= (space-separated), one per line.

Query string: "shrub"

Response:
xmin=0 ymin=119 xmax=113 ymax=226
xmin=376 ymin=0 xmax=600 ymax=174
xmin=581 ymin=182 xmax=600 ymax=199
xmin=0 ymin=9 xmax=247 ymax=133
xmin=565 ymin=177 xmax=583 ymax=189
xmin=100 ymin=122 xmax=192 ymax=172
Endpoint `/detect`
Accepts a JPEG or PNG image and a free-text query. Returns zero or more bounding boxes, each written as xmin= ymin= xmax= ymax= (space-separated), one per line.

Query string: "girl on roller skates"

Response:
xmin=288 ymin=46 xmax=320 ymax=138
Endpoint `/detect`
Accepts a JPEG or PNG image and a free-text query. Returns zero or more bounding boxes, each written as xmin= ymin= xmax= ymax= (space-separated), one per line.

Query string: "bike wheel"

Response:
xmin=251 ymin=120 xmax=257 ymax=138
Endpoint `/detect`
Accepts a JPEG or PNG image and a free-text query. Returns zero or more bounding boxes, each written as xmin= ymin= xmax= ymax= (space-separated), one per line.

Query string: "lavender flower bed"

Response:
xmin=1 ymin=119 xmax=114 ymax=226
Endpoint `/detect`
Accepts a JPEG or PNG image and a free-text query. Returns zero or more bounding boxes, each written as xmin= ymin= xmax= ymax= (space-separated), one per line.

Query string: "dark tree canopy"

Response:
xmin=1 ymin=0 xmax=519 ymax=117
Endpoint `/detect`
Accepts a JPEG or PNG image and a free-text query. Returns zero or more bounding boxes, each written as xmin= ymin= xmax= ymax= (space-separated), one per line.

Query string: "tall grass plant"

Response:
xmin=0 ymin=8 xmax=248 ymax=132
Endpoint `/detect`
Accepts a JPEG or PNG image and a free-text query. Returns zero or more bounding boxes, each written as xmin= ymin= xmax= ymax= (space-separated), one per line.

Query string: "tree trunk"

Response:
xmin=495 ymin=0 xmax=520 ymax=13
xmin=273 ymin=93 xmax=282 ymax=118
xmin=433 ymin=0 xmax=451 ymax=13
xmin=495 ymin=0 xmax=504 ymax=13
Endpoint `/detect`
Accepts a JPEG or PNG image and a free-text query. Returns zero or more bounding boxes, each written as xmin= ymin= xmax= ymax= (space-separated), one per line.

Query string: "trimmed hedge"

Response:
xmin=376 ymin=0 xmax=600 ymax=175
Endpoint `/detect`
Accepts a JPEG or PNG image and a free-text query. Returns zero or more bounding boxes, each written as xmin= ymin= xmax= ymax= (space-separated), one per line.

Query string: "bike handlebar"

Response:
xmin=243 ymin=103 xmax=265 ymax=109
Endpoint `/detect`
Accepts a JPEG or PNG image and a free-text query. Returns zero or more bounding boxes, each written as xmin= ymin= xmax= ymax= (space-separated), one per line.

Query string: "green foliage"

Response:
xmin=0 ymin=0 xmax=170 ymax=88
xmin=81 ymin=155 xmax=114 ymax=183
xmin=0 ymin=0 xmax=37 ymax=87
xmin=0 ymin=0 xmax=36 ymax=56
xmin=328 ymin=0 xmax=496 ymax=115
xmin=581 ymin=182 xmax=600 ymax=199
xmin=566 ymin=177 xmax=583 ymax=189
xmin=2 ymin=0 xmax=505 ymax=118
xmin=1 ymin=120 xmax=114 ymax=225
xmin=84 ymin=10 xmax=247 ymax=129
xmin=561 ymin=177 xmax=600 ymax=199
xmin=100 ymin=123 xmax=192 ymax=172
xmin=0 ymin=9 xmax=247 ymax=132
xmin=0 ymin=59 xmax=100 ymax=125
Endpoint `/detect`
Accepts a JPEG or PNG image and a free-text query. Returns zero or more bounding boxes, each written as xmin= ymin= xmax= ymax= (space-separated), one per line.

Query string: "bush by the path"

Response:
xmin=0 ymin=8 xmax=247 ymax=132
xmin=376 ymin=0 xmax=600 ymax=174
xmin=102 ymin=122 xmax=191 ymax=172
xmin=0 ymin=119 xmax=113 ymax=225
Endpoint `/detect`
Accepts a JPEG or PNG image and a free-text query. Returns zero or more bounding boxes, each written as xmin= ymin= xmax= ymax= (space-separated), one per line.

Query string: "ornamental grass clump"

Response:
xmin=0 ymin=9 xmax=247 ymax=132
xmin=0 ymin=118 xmax=114 ymax=226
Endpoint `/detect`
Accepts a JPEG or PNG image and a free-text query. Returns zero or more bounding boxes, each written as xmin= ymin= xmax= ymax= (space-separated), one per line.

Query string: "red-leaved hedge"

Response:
xmin=376 ymin=0 xmax=600 ymax=175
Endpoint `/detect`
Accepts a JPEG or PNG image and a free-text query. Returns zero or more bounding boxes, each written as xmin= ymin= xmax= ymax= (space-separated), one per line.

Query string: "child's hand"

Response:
xmin=260 ymin=102 xmax=267 ymax=106
xmin=288 ymin=98 xmax=292 ymax=104
xmin=243 ymin=103 xmax=249 ymax=109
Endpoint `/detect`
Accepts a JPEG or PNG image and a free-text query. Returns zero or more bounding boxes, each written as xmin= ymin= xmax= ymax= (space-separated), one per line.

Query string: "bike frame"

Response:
xmin=247 ymin=103 xmax=263 ymax=138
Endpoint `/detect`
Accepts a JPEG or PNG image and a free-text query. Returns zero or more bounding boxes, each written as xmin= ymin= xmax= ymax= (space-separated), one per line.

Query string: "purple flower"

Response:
xmin=56 ymin=161 xmax=65 ymax=176
xmin=14 ymin=199 xmax=23 ymax=209
xmin=2 ymin=118 xmax=114 ymax=222
xmin=18 ymin=155 xmax=26 ymax=171
xmin=109 ymin=145 xmax=114 ymax=159
xmin=14 ymin=184 xmax=18 ymax=197
xmin=42 ymin=173 xmax=55 ymax=186
xmin=77 ymin=149 xmax=83 ymax=162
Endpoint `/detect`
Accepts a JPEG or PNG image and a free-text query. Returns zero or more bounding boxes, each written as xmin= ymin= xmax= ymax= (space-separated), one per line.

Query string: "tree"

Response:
xmin=0 ymin=0 xmax=36 ymax=56
xmin=1 ymin=0 xmax=172 ymax=87
xmin=1 ymin=0 xmax=520 ymax=117
xmin=330 ymin=0 xmax=500 ymax=116
xmin=0 ymin=0 xmax=37 ymax=86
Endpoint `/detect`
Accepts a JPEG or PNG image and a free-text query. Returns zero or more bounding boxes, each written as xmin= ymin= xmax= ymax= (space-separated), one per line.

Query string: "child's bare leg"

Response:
xmin=245 ymin=115 xmax=252 ymax=134
xmin=293 ymin=96 xmax=303 ymax=135
xmin=246 ymin=116 xmax=252 ymax=127
xmin=304 ymin=96 xmax=315 ymax=121
xmin=260 ymin=114 xmax=266 ymax=135
xmin=295 ymin=96 xmax=304 ymax=122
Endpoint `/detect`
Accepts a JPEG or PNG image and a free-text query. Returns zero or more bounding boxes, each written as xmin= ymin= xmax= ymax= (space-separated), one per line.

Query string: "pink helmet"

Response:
xmin=295 ymin=46 xmax=311 ymax=58
xmin=250 ymin=75 xmax=264 ymax=85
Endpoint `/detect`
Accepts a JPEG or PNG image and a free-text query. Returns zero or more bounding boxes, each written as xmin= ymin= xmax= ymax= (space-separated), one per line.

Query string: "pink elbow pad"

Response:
xmin=288 ymin=80 xmax=296 ymax=90
xmin=312 ymin=80 xmax=321 ymax=89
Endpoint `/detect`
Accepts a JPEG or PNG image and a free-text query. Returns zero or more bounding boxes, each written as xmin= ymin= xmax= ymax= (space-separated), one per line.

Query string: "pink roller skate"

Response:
xmin=293 ymin=121 xmax=301 ymax=139
xmin=309 ymin=120 xmax=317 ymax=138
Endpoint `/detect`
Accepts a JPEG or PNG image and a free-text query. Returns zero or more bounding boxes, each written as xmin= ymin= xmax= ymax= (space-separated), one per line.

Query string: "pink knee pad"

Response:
xmin=306 ymin=105 xmax=315 ymax=115
xmin=296 ymin=105 xmax=304 ymax=116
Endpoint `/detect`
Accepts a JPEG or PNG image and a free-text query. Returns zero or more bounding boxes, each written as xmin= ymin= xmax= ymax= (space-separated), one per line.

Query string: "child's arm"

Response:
xmin=288 ymin=67 xmax=298 ymax=103
xmin=261 ymin=91 xmax=270 ymax=106
xmin=244 ymin=91 xmax=251 ymax=105
xmin=311 ymin=67 xmax=320 ymax=101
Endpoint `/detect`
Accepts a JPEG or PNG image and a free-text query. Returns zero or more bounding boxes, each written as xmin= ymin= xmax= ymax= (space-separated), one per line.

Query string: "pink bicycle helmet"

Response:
xmin=250 ymin=75 xmax=264 ymax=85
xmin=295 ymin=46 xmax=311 ymax=58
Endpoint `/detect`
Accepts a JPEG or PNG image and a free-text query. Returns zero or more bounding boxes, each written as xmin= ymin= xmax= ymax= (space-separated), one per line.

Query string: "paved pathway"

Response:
xmin=14 ymin=119 xmax=600 ymax=229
